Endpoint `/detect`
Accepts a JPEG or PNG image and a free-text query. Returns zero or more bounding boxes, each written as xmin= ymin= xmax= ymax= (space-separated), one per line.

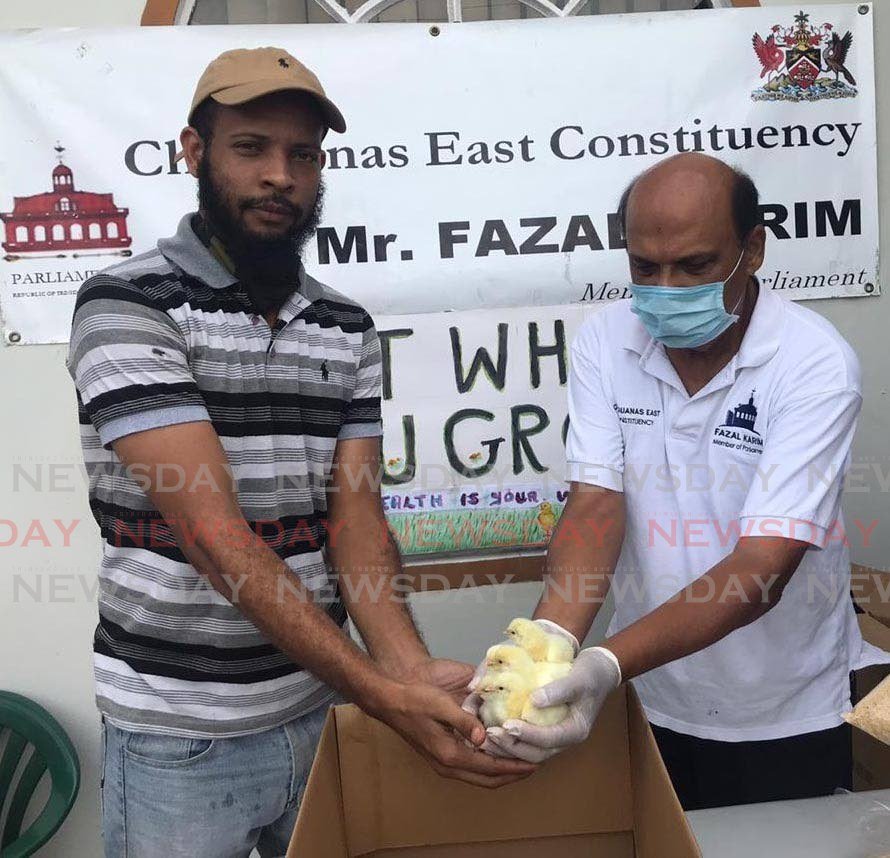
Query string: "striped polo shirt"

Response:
xmin=66 ymin=213 xmax=383 ymax=738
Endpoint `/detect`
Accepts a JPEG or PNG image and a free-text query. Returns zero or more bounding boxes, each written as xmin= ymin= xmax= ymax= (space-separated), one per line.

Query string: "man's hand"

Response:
xmin=484 ymin=646 xmax=621 ymax=763
xmin=398 ymin=657 xmax=477 ymax=704
xmin=374 ymin=679 xmax=538 ymax=788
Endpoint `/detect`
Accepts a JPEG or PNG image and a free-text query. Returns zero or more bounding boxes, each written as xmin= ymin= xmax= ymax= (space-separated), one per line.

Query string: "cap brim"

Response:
xmin=207 ymin=80 xmax=346 ymax=134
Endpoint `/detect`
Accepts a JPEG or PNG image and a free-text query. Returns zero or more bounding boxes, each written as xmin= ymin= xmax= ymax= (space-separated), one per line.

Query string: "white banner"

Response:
xmin=0 ymin=4 xmax=879 ymax=347
xmin=0 ymin=7 xmax=879 ymax=556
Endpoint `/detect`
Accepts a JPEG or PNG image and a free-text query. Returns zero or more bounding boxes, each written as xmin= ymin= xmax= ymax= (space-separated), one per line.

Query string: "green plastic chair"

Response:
xmin=0 ymin=692 xmax=80 ymax=857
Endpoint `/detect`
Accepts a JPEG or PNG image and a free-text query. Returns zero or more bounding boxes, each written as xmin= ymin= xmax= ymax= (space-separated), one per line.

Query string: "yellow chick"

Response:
xmin=484 ymin=643 xmax=536 ymax=678
xmin=505 ymin=618 xmax=575 ymax=664
xmin=486 ymin=643 xmax=571 ymax=686
xmin=537 ymin=501 xmax=557 ymax=540
xmin=521 ymin=695 xmax=570 ymax=727
xmin=532 ymin=660 xmax=573 ymax=686
xmin=478 ymin=645 xmax=572 ymax=728
xmin=477 ymin=670 xmax=531 ymax=728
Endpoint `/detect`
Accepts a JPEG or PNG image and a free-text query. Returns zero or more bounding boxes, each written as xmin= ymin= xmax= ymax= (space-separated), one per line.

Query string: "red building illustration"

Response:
xmin=1 ymin=146 xmax=132 ymax=257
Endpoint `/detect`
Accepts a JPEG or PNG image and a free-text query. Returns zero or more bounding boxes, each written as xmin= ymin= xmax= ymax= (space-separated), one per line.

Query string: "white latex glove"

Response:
xmin=483 ymin=646 xmax=622 ymax=763
xmin=530 ymin=619 xmax=581 ymax=660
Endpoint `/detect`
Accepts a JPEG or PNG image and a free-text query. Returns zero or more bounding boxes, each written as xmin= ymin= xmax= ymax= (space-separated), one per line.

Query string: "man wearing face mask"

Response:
xmin=469 ymin=152 xmax=886 ymax=809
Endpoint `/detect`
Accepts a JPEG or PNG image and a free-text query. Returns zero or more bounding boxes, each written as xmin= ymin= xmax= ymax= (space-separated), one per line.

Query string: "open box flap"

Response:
xmin=627 ymin=690 xmax=702 ymax=858
xmin=852 ymin=565 xmax=890 ymax=626
xmin=860 ymin=613 xmax=890 ymax=653
xmin=334 ymin=690 xmax=635 ymax=855
xmin=286 ymin=708 xmax=349 ymax=858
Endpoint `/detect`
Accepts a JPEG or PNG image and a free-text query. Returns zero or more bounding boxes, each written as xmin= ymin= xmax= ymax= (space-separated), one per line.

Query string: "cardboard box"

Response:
xmin=851 ymin=564 xmax=890 ymax=702
xmin=852 ymin=565 xmax=890 ymax=791
xmin=856 ymin=613 xmax=890 ymax=699
xmin=852 ymin=564 xmax=890 ymax=705
xmin=287 ymin=687 xmax=700 ymax=858
xmin=851 ymin=564 xmax=890 ymax=628
xmin=853 ymin=613 xmax=890 ymax=791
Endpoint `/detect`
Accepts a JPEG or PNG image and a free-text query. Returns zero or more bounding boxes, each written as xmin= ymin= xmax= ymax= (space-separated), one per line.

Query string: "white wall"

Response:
xmin=0 ymin=2 xmax=887 ymax=857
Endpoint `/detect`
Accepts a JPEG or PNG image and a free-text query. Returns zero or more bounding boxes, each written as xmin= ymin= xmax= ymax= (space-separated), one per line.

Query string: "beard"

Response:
xmin=196 ymin=154 xmax=325 ymax=314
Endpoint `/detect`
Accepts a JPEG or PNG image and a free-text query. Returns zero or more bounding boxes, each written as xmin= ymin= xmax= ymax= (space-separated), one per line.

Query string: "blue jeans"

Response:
xmin=100 ymin=705 xmax=329 ymax=857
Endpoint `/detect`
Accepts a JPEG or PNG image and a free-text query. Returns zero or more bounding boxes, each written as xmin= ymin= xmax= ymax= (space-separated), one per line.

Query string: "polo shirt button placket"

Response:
xmin=671 ymin=427 xmax=698 ymax=441
xmin=669 ymin=397 xmax=703 ymax=442
xmin=267 ymin=323 xmax=279 ymax=359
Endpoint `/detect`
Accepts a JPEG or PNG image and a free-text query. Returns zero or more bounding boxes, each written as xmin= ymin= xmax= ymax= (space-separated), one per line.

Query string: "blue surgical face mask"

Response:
xmin=629 ymin=249 xmax=746 ymax=349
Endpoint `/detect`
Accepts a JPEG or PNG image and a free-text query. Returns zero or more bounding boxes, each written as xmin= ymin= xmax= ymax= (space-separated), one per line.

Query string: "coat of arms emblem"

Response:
xmin=751 ymin=10 xmax=856 ymax=102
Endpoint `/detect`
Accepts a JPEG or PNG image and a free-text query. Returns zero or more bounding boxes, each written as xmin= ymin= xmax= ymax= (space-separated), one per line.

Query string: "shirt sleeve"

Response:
xmin=338 ymin=314 xmax=383 ymax=440
xmin=739 ymin=387 xmax=862 ymax=548
xmin=565 ymin=316 xmax=625 ymax=492
xmin=66 ymin=274 xmax=211 ymax=450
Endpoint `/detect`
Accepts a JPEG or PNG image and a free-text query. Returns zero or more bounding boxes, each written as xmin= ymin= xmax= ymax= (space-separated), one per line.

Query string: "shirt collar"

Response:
xmin=157 ymin=213 xmax=313 ymax=320
xmin=736 ymin=279 xmax=784 ymax=369
xmin=158 ymin=213 xmax=239 ymax=290
xmin=623 ymin=277 xmax=783 ymax=370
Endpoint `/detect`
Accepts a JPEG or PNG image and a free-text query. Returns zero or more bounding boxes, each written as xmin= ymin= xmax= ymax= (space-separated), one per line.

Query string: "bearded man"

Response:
xmin=67 ymin=47 xmax=532 ymax=858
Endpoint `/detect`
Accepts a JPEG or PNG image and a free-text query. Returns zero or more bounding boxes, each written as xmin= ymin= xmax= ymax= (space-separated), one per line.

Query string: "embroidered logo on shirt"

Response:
xmin=713 ymin=390 xmax=763 ymax=453
xmin=722 ymin=390 xmax=760 ymax=434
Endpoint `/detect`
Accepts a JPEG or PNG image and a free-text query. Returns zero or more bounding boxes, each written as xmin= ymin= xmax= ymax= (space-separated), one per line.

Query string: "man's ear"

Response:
xmin=179 ymin=126 xmax=205 ymax=178
xmin=745 ymin=224 xmax=766 ymax=275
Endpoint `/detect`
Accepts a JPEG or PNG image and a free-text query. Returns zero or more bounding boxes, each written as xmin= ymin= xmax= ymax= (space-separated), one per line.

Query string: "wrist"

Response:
xmin=375 ymin=651 xmax=431 ymax=683
xmin=586 ymin=645 xmax=623 ymax=686
xmin=361 ymin=674 xmax=406 ymax=720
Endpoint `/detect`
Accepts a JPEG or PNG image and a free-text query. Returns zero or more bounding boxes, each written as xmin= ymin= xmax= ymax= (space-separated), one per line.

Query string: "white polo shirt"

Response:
xmin=567 ymin=281 xmax=886 ymax=742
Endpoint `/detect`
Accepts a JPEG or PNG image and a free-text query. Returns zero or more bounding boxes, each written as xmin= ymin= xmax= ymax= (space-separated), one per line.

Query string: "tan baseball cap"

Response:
xmin=187 ymin=46 xmax=346 ymax=133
